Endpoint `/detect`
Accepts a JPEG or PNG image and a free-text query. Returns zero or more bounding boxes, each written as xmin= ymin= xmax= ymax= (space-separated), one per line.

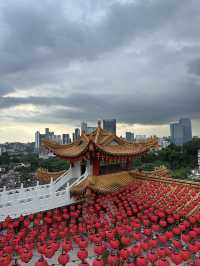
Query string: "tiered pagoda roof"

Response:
xmin=43 ymin=126 xmax=158 ymax=159
xmin=36 ymin=168 xmax=65 ymax=182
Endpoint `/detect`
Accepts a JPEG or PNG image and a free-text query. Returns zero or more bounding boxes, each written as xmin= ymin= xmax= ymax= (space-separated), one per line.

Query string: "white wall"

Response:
xmin=71 ymin=161 xmax=81 ymax=178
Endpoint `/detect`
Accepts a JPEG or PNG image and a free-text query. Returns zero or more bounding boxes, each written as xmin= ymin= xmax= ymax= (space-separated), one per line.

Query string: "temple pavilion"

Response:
xmin=40 ymin=121 xmax=158 ymax=194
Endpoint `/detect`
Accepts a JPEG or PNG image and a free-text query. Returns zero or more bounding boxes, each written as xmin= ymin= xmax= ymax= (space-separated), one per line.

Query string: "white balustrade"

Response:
xmin=0 ymin=167 xmax=88 ymax=221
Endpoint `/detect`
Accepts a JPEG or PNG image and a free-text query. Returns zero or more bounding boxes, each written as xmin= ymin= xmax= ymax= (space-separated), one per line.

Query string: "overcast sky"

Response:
xmin=0 ymin=0 xmax=200 ymax=142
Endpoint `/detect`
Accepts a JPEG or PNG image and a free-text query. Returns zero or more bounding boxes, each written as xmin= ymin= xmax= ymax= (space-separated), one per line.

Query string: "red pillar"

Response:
xmin=93 ymin=157 xmax=100 ymax=176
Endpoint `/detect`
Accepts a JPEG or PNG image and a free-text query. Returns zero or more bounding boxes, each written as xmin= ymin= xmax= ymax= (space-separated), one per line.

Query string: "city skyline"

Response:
xmin=0 ymin=118 xmax=197 ymax=144
xmin=0 ymin=1 xmax=200 ymax=142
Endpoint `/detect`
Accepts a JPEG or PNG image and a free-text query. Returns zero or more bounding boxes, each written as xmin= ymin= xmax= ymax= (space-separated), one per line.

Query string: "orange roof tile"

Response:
xmin=43 ymin=126 xmax=158 ymax=159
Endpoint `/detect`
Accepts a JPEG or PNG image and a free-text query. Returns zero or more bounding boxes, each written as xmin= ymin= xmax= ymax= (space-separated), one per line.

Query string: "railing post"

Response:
xmin=49 ymin=178 xmax=54 ymax=195
xmin=66 ymin=183 xmax=70 ymax=201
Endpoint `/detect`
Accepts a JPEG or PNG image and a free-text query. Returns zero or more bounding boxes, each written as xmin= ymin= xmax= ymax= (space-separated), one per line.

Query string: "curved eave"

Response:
xmin=42 ymin=139 xmax=90 ymax=159
xmin=95 ymin=144 xmax=150 ymax=157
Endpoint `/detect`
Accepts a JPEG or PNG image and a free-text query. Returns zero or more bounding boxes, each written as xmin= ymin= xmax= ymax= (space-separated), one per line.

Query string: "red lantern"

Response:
xmin=77 ymin=248 xmax=88 ymax=261
xmin=194 ymin=258 xmax=200 ymax=266
xmin=171 ymin=252 xmax=183 ymax=265
xmin=157 ymin=258 xmax=170 ymax=266
xmin=20 ymin=249 xmax=33 ymax=263
xmin=92 ymin=258 xmax=104 ymax=266
xmin=136 ymin=256 xmax=147 ymax=266
xmin=107 ymin=253 xmax=119 ymax=265
xmin=110 ymin=239 xmax=120 ymax=249
xmin=94 ymin=243 xmax=105 ymax=255
xmin=119 ymin=248 xmax=129 ymax=260
xmin=58 ymin=251 xmax=70 ymax=265
xmin=35 ymin=256 xmax=49 ymax=266
xmin=62 ymin=240 xmax=72 ymax=252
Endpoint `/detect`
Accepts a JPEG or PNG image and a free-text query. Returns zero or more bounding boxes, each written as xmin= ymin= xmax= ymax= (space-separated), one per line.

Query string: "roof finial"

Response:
xmin=97 ymin=120 xmax=101 ymax=128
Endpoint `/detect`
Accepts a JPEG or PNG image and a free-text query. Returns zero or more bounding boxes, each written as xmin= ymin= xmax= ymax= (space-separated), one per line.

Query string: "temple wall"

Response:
xmin=71 ymin=161 xmax=81 ymax=178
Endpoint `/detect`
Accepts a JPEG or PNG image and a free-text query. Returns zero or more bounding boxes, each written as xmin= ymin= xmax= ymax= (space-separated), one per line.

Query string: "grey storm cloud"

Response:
xmin=0 ymin=0 xmax=200 ymax=129
xmin=188 ymin=59 xmax=200 ymax=76
xmin=0 ymin=0 xmax=186 ymax=76
xmin=1 ymin=76 xmax=200 ymax=125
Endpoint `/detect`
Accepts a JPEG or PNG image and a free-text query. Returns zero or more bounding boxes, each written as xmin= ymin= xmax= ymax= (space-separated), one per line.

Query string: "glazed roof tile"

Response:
xmin=43 ymin=127 xmax=158 ymax=158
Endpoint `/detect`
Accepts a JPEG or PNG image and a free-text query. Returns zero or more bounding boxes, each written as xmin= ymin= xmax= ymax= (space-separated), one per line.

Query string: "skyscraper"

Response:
xmin=103 ymin=119 xmax=116 ymax=135
xmin=126 ymin=132 xmax=134 ymax=143
xmin=170 ymin=118 xmax=192 ymax=145
xmin=179 ymin=118 xmax=192 ymax=143
xmin=35 ymin=131 xmax=41 ymax=152
xmin=74 ymin=128 xmax=80 ymax=141
xmin=81 ymin=121 xmax=87 ymax=134
xmin=62 ymin=134 xmax=71 ymax=144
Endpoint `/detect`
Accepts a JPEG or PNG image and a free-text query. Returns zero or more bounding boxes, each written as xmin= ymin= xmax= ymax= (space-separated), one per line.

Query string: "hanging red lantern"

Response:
xmin=107 ymin=253 xmax=119 ymax=265
xmin=77 ymin=248 xmax=88 ymax=261
xmin=62 ymin=240 xmax=72 ymax=252
xmin=157 ymin=258 xmax=170 ymax=266
xmin=35 ymin=256 xmax=49 ymax=266
xmin=20 ymin=249 xmax=33 ymax=263
xmin=119 ymin=248 xmax=129 ymax=260
xmin=94 ymin=243 xmax=105 ymax=255
xmin=147 ymin=251 xmax=157 ymax=263
xmin=136 ymin=256 xmax=147 ymax=266
xmin=92 ymin=258 xmax=104 ymax=266
xmin=44 ymin=245 xmax=56 ymax=259
xmin=110 ymin=239 xmax=120 ymax=249
xmin=58 ymin=251 xmax=70 ymax=265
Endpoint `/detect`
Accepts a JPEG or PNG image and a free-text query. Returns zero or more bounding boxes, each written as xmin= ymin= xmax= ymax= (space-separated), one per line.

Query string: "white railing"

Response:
xmin=0 ymin=184 xmax=73 ymax=221
xmin=69 ymin=169 xmax=89 ymax=188
xmin=0 ymin=168 xmax=72 ymax=203
xmin=53 ymin=167 xmax=73 ymax=191
xmin=0 ymin=168 xmax=88 ymax=221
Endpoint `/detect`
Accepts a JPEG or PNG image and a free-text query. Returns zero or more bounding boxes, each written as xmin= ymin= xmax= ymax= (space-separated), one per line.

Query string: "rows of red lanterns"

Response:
xmin=0 ymin=178 xmax=200 ymax=265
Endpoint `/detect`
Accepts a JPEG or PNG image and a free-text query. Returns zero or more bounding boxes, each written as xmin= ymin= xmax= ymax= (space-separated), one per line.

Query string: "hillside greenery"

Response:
xmin=133 ymin=138 xmax=200 ymax=179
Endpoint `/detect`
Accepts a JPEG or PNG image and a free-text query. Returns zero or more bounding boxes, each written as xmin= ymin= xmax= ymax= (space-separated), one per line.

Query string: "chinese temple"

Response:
xmin=42 ymin=121 xmax=158 ymax=192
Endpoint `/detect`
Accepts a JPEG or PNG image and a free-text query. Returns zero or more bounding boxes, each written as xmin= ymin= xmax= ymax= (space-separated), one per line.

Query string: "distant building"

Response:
xmin=86 ymin=127 xmax=96 ymax=134
xmin=0 ymin=146 xmax=7 ymax=156
xmin=179 ymin=118 xmax=192 ymax=143
xmin=126 ymin=132 xmax=134 ymax=143
xmin=170 ymin=118 xmax=192 ymax=145
xmin=198 ymin=150 xmax=200 ymax=169
xmin=103 ymin=119 xmax=116 ymax=135
xmin=35 ymin=128 xmax=65 ymax=155
xmin=81 ymin=121 xmax=87 ymax=134
xmin=73 ymin=128 xmax=80 ymax=142
xmin=45 ymin=128 xmax=50 ymax=135
xmin=158 ymin=138 xmax=170 ymax=149
xmin=81 ymin=121 xmax=96 ymax=134
xmin=135 ymin=135 xmax=147 ymax=143
xmin=35 ymin=131 xmax=41 ymax=152
xmin=62 ymin=134 xmax=71 ymax=144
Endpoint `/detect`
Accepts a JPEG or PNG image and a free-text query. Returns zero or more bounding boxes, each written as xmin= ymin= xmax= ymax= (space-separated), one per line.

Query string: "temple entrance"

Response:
xmin=80 ymin=160 xmax=87 ymax=175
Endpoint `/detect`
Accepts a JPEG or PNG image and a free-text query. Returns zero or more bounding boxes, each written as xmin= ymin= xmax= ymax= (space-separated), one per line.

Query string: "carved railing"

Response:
xmin=0 ymin=168 xmax=88 ymax=221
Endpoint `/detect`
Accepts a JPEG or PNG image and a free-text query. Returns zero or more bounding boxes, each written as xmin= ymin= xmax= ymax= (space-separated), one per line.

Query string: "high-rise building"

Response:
xmin=81 ymin=121 xmax=87 ymax=134
xmin=103 ymin=119 xmax=116 ymax=135
xmin=62 ymin=134 xmax=71 ymax=144
xmin=126 ymin=132 xmax=134 ymax=143
xmin=179 ymin=118 xmax=192 ymax=143
xmin=73 ymin=128 xmax=80 ymax=141
xmin=170 ymin=118 xmax=192 ymax=145
xmin=45 ymin=128 xmax=50 ymax=135
xmin=35 ymin=131 xmax=41 ymax=152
